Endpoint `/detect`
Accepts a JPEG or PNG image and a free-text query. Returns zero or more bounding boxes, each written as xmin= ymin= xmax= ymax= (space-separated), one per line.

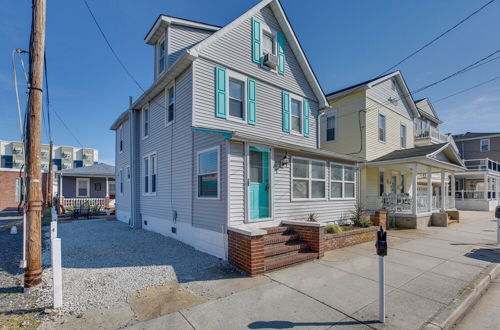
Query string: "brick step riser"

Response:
xmin=264 ymin=243 xmax=310 ymax=258
xmin=264 ymin=252 xmax=318 ymax=272
xmin=264 ymin=226 xmax=293 ymax=235
xmin=264 ymin=234 xmax=300 ymax=245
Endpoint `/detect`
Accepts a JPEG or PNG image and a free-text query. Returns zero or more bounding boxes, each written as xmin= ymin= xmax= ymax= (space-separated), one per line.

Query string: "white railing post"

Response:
xmin=412 ymin=163 xmax=418 ymax=216
xmin=427 ymin=167 xmax=432 ymax=212
xmin=451 ymin=174 xmax=456 ymax=209
xmin=440 ymin=170 xmax=446 ymax=212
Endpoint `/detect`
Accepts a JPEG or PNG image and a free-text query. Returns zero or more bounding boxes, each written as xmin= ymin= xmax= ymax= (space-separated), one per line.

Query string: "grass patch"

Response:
xmin=0 ymin=313 xmax=41 ymax=330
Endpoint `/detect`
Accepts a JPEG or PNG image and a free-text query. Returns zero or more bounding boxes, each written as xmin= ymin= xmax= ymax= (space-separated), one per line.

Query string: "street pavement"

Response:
xmin=127 ymin=211 xmax=500 ymax=330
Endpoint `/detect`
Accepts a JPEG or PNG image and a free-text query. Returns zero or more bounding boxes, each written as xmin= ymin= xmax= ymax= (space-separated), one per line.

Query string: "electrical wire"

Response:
xmin=379 ymin=0 xmax=496 ymax=75
xmin=43 ymin=53 xmax=52 ymax=142
xmin=433 ymin=75 xmax=500 ymax=104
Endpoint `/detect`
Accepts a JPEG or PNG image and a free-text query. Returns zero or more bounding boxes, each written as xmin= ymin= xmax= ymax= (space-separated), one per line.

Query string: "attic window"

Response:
xmin=262 ymin=32 xmax=275 ymax=56
xmin=157 ymin=37 xmax=166 ymax=75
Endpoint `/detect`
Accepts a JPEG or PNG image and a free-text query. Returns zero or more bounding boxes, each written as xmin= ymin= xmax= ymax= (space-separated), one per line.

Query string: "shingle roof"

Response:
xmin=325 ymin=72 xmax=398 ymax=97
xmin=371 ymin=143 xmax=447 ymax=162
xmin=452 ymin=132 xmax=500 ymax=140
xmin=59 ymin=163 xmax=115 ymax=177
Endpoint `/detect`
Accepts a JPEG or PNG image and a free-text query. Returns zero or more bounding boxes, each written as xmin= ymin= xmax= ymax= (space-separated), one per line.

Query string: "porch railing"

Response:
xmin=464 ymin=158 xmax=500 ymax=173
xmin=63 ymin=198 xmax=106 ymax=208
xmin=455 ymin=190 xmax=485 ymax=200
xmin=415 ymin=127 xmax=448 ymax=143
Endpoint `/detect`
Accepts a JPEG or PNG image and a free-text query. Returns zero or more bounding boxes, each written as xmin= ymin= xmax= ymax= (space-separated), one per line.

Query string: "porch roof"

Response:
xmin=58 ymin=163 xmax=115 ymax=178
xmin=191 ymin=127 xmax=362 ymax=163
xmin=368 ymin=143 xmax=466 ymax=171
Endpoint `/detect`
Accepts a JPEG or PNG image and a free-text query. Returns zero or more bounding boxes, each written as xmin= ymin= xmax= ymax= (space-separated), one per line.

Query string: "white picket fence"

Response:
xmin=63 ymin=198 xmax=106 ymax=208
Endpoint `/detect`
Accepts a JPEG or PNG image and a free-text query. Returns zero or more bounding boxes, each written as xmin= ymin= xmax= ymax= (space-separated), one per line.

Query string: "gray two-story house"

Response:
xmin=452 ymin=132 xmax=500 ymax=211
xmin=110 ymin=0 xmax=360 ymax=274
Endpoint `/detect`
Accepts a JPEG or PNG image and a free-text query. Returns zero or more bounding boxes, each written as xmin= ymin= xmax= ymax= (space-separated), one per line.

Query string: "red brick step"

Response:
xmin=264 ymin=241 xmax=309 ymax=258
xmin=264 ymin=232 xmax=299 ymax=245
xmin=263 ymin=226 xmax=291 ymax=235
xmin=264 ymin=250 xmax=318 ymax=272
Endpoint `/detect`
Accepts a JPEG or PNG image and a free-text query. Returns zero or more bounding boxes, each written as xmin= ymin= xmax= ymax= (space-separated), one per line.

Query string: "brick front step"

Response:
xmin=264 ymin=241 xmax=309 ymax=258
xmin=264 ymin=233 xmax=299 ymax=245
xmin=264 ymin=250 xmax=318 ymax=272
xmin=263 ymin=226 xmax=291 ymax=235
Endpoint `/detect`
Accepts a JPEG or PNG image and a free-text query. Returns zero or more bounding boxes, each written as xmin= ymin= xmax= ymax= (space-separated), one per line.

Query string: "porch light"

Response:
xmin=280 ymin=152 xmax=290 ymax=168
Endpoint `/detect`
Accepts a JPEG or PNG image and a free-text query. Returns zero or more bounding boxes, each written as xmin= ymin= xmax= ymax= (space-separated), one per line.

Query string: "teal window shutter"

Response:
xmin=251 ymin=18 xmax=261 ymax=64
xmin=277 ymin=32 xmax=285 ymax=74
xmin=215 ymin=67 xmax=227 ymax=119
xmin=303 ymin=99 xmax=310 ymax=137
xmin=282 ymin=91 xmax=290 ymax=132
xmin=247 ymin=78 xmax=256 ymax=125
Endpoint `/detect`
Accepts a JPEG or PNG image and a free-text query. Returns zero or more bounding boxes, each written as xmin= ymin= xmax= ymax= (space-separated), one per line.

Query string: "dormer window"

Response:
xmin=262 ymin=32 xmax=275 ymax=56
xmin=156 ymin=36 xmax=166 ymax=76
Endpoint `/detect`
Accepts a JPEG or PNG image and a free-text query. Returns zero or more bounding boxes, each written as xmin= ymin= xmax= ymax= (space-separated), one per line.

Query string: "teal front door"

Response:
xmin=249 ymin=146 xmax=270 ymax=220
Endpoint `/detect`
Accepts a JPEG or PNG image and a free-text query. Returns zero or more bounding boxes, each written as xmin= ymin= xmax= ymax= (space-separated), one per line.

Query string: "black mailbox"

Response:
xmin=496 ymin=206 xmax=500 ymax=219
xmin=375 ymin=226 xmax=387 ymax=256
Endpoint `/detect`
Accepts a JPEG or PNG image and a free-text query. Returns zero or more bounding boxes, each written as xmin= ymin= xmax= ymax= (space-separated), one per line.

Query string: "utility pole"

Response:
xmin=25 ymin=0 xmax=46 ymax=288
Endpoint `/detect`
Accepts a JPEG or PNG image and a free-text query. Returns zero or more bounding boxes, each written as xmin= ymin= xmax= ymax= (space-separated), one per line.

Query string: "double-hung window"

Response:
xmin=330 ymin=164 xmax=355 ymax=199
xmin=291 ymin=99 xmax=302 ymax=134
xmin=480 ymin=139 xmax=490 ymax=152
xmin=197 ymin=147 xmax=219 ymax=199
xmin=326 ymin=113 xmax=336 ymax=142
xmin=76 ymin=178 xmax=90 ymax=198
xmin=166 ymin=85 xmax=175 ymax=125
xmin=142 ymin=106 xmax=149 ymax=138
xmin=119 ymin=169 xmax=123 ymax=194
xmin=119 ymin=125 xmax=123 ymax=152
xmin=379 ymin=171 xmax=385 ymax=196
xmin=262 ymin=32 xmax=276 ymax=56
xmin=400 ymin=124 xmax=407 ymax=149
xmin=229 ymin=78 xmax=245 ymax=120
xmin=143 ymin=153 xmax=157 ymax=195
xmin=378 ymin=113 xmax=386 ymax=142
xmin=157 ymin=37 xmax=166 ymax=76
xmin=292 ymin=158 xmax=326 ymax=200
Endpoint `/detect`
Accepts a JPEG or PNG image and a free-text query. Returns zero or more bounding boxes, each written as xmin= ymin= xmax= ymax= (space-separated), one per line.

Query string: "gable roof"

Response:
xmin=415 ymin=98 xmax=441 ymax=124
xmin=452 ymin=132 xmax=500 ymax=141
xmin=326 ymin=71 xmax=420 ymax=118
xmin=187 ymin=0 xmax=328 ymax=108
xmin=145 ymin=14 xmax=221 ymax=45
xmin=369 ymin=143 xmax=465 ymax=170
xmin=58 ymin=163 xmax=115 ymax=177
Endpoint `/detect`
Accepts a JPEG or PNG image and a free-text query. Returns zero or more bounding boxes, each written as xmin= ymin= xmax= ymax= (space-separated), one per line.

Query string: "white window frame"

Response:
xmin=325 ymin=109 xmax=337 ymax=143
xmin=329 ymin=162 xmax=356 ymax=200
xmin=118 ymin=125 xmax=123 ymax=153
xmin=76 ymin=178 xmax=90 ymax=198
xmin=142 ymin=105 xmax=150 ymax=139
xmin=480 ymin=139 xmax=490 ymax=152
xmin=143 ymin=152 xmax=157 ymax=196
xmin=378 ymin=113 xmax=386 ymax=142
xmin=196 ymin=146 xmax=220 ymax=200
xmin=400 ymin=123 xmax=407 ymax=149
xmin=165 ymin=82 xmax=175 ymax=127
xmin=291 ymin=156 xmax=327 ymax=201
xmin=289 ymin=94 xmax=303 ymax=136
xmin=226 ymin=70 xmax=247 ymax=123
xmin=260 ymin=23 xmax=278 ymax=72
xmin=119 ymin=169 xmax=124 ymax=195
xmin=155 ymin=33 xmax=167 ymax=77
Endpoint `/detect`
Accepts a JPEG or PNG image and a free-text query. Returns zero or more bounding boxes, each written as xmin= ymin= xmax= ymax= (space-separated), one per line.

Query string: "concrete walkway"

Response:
xmin=128 ymin=211 xmax=500 ymax=330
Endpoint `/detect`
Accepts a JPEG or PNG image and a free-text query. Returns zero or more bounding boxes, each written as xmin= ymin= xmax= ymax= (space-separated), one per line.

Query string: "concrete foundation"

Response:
xmin=394 ymin=215 xmax=432 ymax=229
xmin=431 ymin=212 xmax=449 ymax=227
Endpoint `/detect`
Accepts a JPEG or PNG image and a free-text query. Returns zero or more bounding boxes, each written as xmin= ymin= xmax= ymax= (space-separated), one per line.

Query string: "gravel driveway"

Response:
xmin=39 ymin=219 xmax=226 ymax=315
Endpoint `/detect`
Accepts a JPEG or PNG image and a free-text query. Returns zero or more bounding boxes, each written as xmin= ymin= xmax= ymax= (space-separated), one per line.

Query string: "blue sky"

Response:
xmin=1 ymin=0 xmax=499 ymax=165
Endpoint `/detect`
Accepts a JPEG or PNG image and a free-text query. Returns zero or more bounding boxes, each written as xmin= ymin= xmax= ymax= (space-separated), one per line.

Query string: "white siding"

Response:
xmin=367 ymin=78 xmax=413 ymax=120
xmin=228 ymin=141 xmax=245 ymax=226
xmin=168 ymin=24 xmax=213 ymax=67
xmin=115 ymin=118 xmax=130 ymax=215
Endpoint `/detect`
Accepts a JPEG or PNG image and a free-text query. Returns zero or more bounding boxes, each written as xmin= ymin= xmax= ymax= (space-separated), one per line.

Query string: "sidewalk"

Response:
xmin=127 ymin=211 xmax=500 ymax=330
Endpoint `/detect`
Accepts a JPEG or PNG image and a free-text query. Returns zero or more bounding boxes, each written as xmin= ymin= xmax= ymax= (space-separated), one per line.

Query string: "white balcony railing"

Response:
xmin=464 ymin=159 xmax=500 ymax=173
xmin=415 ymin=127 xmax=448 ymax=143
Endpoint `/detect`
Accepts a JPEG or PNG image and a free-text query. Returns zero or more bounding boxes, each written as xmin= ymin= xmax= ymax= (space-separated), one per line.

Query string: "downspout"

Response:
xmin=128 ymin=108 xmax=137 ymax=229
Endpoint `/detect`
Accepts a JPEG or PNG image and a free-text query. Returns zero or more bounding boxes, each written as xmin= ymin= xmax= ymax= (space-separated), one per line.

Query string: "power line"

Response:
xmin=433 ymin=75 xmax=500 ymax=103
xmin=379 ymin=0 xmax=496 ymax=75
xmin=43 ymin=54 xmax=52 ymax=142
xmin=51 ymin=107 xmax=84 ymax=147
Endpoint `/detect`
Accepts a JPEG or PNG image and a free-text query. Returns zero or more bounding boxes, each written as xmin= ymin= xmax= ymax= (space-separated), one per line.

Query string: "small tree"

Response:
xmin=350 ymin=203 xmax=371 ymax=228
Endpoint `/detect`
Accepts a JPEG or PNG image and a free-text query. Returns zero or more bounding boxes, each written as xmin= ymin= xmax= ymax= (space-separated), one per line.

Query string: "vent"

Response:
xmin=263 ymin=53 xmax=278 ymax=69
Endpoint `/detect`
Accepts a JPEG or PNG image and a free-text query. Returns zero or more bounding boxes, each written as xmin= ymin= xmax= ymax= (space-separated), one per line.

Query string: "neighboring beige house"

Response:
xmin=452 ymin=132 xmax=500 ymax=211
xmin=321 ymin=71 xmax=465 ymax=228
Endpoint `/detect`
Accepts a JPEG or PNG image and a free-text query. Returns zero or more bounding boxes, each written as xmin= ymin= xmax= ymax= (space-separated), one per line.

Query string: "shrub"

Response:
xmin=350 ymin=203 xmax=371 ymax=228
xmin=307 ymin=213 xmax=317 ymax=222
xmin=325 ymin=224 xmax=342 ymax=234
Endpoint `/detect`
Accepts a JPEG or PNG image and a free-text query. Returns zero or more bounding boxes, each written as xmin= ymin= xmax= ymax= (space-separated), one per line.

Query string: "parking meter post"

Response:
xmin=495 ymin=207 xmax=500 ymax=245
xmin=375 ymin=226 xmax=387 ymax=323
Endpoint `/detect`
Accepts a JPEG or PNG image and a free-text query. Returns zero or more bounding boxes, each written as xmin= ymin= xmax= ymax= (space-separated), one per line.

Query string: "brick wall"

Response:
xmin=371 ymin=210 xmax=387 ymax=228
xmin=0 ymin=170 xmax=49 ymax=211
xmin=324 ymin=227 xmax=377 ymax=251
xmin=285 ymin=224 xmax=325 ymax=258
xmin=227 ymin=230 xmax=265 ymax=276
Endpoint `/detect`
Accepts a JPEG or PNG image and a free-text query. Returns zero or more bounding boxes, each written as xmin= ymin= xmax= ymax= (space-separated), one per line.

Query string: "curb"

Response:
xmin=423 ymin=262 xmax=500 ymax=330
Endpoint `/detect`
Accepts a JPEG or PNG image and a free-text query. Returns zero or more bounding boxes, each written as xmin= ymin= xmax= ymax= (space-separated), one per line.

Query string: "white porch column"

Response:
xmin=427 ymin=166 xmax=432 ymax=212
xmin=484 ymin=173 xmax=489 ymax=200
xmin=412 ymin=163 xmax=418 ymax=215
xmin=451 ymin=174 xmax=456 ymax=208
xmin=105 ymin=177 xmax=109 ymax=198
xmin=440 ymin=170 xmax=445 ymax=212
xmin=59 ymin=174 xmax=63 ymax=197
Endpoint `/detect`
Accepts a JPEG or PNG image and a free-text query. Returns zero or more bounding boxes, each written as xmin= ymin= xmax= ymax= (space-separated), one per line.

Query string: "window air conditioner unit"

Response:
xmin=264 ymin=53 xmax=278 ymax=69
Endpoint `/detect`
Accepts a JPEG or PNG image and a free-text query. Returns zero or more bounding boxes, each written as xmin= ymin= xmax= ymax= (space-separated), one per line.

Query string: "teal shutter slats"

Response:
xmin=215 ymin=67 xmax=227 ymax=119
xmin=277 ymin=32 xmax=285 ymax=74
xmin=282 ymin=91 xmax=290 ymax=132
xmin=303 ymin=99 xmax=310 ymax=137
xmin=251 ymin=18 xmax=261 ymax=64
xmin=247 ymin=78 xmax=256 ymax=125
